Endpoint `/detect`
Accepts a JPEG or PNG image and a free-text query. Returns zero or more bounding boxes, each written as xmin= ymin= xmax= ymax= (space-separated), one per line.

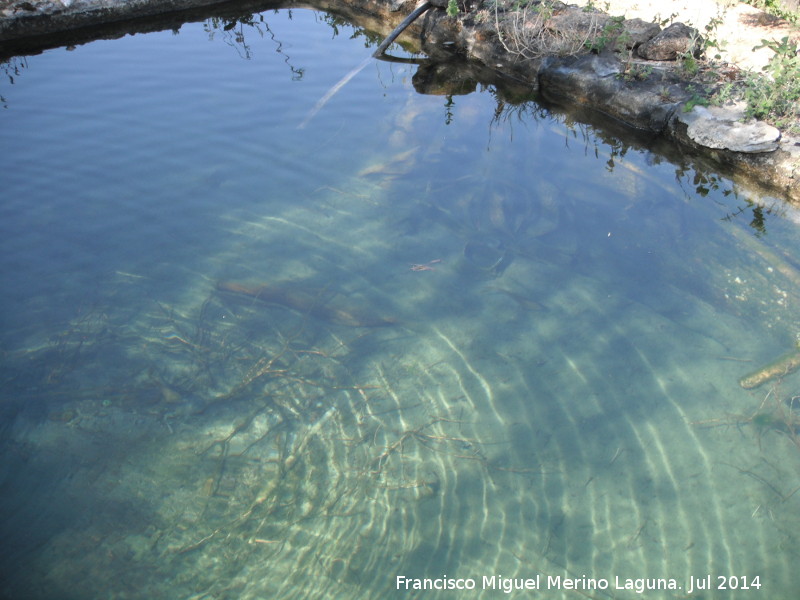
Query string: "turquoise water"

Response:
xmin=2 ymin=8 xmax=800 ymax=599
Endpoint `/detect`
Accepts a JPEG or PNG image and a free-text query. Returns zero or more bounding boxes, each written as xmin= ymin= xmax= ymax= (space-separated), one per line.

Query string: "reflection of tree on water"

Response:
xmin=319 ymin=12 xmax=383 ymax=49
xmin=487 ymin=88 xmax=785 ymax=238
xmin=674 ymin=162 xmax=786 ymax=237
xmin=0 ymin=55 xmax=28 ymax=108
xmin=721 ymin=201 xmax=785 ymax=238
xmin=201 ymin=9 xmax=384 ymax=80
xmin=204 ymin=10 xmax=305 ymax=79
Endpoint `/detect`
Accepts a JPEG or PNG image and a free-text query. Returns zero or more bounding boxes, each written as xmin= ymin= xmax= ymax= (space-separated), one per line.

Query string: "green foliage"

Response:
xmin=700 ymin=14 xmax=726 ymax=59
xmin=652 ymin=11 xmax=678 ymax=27
xmin=474 ymin=8 xmax=492 ymax=23
xmin=710 ymin=80 xmax=737 ymax=106
xmin=617 ymin=63 xmax=653 ymax=82
xmin=741 ymin=0 xmax=799 ymax=24
xmin=677 ymin=13 xmax=726 ymax=75
xmin=582 ymin=0 xmax=610 ymax=13
xmin=447 ymin=0 xmax=459 ymax=17
xmin=743 ymin=37 xmax=800 ymax=130
xmin=683 ymin=90 xmax=710 ymax=112
xmin=681 ymin=53 xmax=700 ymax=76
xmin=585 ymin=15 xmax=627 ymax=53
xmin=522 ymin=0 xmax=555 ymax=18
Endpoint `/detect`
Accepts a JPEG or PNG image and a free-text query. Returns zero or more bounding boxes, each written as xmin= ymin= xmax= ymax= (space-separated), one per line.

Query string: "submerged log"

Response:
xmin=739 ymin=347 xmax=800 ymax=389
xmin=216 ymin=281 xmax=396 ymax=327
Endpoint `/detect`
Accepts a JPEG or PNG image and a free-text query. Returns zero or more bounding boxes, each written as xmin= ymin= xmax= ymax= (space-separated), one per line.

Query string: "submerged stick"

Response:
xmin=739 ymin=346 xmax=800 ymax=389
xmin=373 ymin=1 xmax=433 ymax=58
xmin=216 ymin=281 xmax=396 ymax=327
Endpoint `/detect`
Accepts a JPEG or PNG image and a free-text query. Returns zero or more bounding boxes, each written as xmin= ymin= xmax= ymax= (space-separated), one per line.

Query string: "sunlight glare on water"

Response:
xmin=1 ymin=7 xmax=800 ymax=600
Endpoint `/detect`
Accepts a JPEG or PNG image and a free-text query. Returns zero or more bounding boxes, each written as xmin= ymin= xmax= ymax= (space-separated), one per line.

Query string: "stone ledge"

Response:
xmin=678 ymin=103 xmax=782 ymax=154
xmin=0 ymin=0 xmax=227 ymax=41
xmin=537 ymin=53 xmax=689 ymax=132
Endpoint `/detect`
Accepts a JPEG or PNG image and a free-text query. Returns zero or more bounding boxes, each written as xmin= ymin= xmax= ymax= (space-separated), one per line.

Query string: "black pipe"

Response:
xmin=372 ymin=2 xmax=433 ymax=58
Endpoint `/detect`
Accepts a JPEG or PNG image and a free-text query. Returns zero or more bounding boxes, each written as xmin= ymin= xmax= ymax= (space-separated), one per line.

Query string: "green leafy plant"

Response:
xmin=474 ymin=8 xmax=492 ymax=23
xmin=652 ymin=11 xmax=679 ymax=27
xmin=582 ymin=0 xmax=610 ymax=13
xmin=681 ymin=53 xmax=700 ymax=76
xmin=447 ymin=0 xmax=459 ymax=17
xmin=700 ymin=14 xmax=726 ymax=60
xmin=710 ymin=80 xmax=737 ymax=106
xmin=682 ymin=88 xmax=710 ymax=112
xmin=617 ymin=62 xmax=653 ymax=82
xmin=677 ymin=14 xmax=726 ymax=76
xmin=585 ymin=14 xmax=627 ymax=53
xmin=741 ymin=0 xmax=799 ymax=25
xmin=742 ymin=36 xmax=800 ymax=130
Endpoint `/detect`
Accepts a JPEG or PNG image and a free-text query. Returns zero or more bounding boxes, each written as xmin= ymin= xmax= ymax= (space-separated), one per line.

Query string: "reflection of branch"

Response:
xmin=203 ymin=13 xmax=305 ymax=80
xmin=224 ymin=20 xmax=255 ymax=60
xmin=1 ymin=56 xmax=29 ymax=108
xmin=263 ymin=16 xmax=305 ymax=80
xmin=489 ymin=91 xmax=637 ymax=170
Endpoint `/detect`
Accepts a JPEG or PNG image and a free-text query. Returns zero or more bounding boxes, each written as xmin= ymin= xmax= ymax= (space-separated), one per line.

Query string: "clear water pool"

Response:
xmin=2 ymin=7 xmax=800 ymax=599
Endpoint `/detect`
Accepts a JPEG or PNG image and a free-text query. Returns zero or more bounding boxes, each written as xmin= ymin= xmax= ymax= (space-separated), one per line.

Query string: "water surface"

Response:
xmin=2 ymin=8 xmax=800 ymax=599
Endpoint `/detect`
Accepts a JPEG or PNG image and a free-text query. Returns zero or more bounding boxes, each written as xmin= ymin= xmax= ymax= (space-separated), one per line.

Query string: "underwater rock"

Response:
xmin=216 ymin=281 xmax=396 ymax=327
xmin=357 ymin=146 xmax=418 ymax=177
